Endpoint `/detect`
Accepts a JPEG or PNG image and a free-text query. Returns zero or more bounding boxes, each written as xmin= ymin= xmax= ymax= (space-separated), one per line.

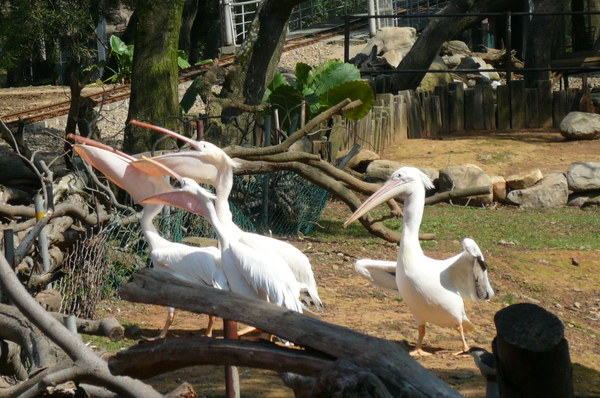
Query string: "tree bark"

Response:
xmin=123 ymin=0 xmax=186 ymax=154
xmin=523 ymin=0 xmax=569 ymax=88
xmin=393 ymin=0 xmax=521 ymax=91
xmin=179 ymin=0 xmax=199 ymax=57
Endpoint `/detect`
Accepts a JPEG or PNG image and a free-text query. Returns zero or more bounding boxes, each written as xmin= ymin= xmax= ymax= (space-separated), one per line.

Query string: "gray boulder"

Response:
xmin=365 ymin=160 xmax=438 ymax=186
xmin=439 ymin=164 xmax=492 ymax=205
xmin=566 ymin=162 xmax=600 ymax=192
xmin=567 ymin=191 xmax=600 ymax=207
xmin=506 ymin=168 xmax=543 ymax=190
xmin=559 ymin=112 xmax=600 ymax=140
xmin=506 ymin=172 xmax=568 ymax=208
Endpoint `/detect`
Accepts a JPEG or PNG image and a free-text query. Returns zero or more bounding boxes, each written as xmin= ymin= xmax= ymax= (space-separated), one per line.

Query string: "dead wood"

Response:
xmin=0 ymin=253 xmax=163 ymax=398
xmin=109 ymin=336 xmax=335 ymax=379
xmin=49 ymin=313 xmax=124 ymax=341
xmin=120 ymin=268 xmax=462 ymax=398
xmin=425 ymin=186 xmax=492 ymax=205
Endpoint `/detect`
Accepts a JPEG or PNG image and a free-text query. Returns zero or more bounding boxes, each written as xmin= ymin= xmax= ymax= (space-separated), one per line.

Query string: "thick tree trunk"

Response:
xmin=179 ymin=0 xmax=199 ymax=57
xmin=189 ymin=0 xmax=221 ymax=63
xmin=523 ymin=0 xmax=569 ymax=88
xmin=393 ymin=0 xmax=521 ymax=91
xmin=123 ymin=0 xmax=185 ymax=154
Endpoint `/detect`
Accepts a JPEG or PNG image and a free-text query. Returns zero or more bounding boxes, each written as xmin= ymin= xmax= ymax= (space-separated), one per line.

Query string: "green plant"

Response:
xmin=264 ymin=59 xmax=374 ymax=131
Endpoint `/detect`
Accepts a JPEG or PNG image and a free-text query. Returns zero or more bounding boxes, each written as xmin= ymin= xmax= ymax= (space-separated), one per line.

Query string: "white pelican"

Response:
xmin=71 ymin=136 xmax=225 ymax=339
xmin=139 ymin=161 xmax=304 ymax=315
xmin=129 ymin=120 xmax=323 ymax=310
xmin=345 ymin=166 xmax=494 ymax=356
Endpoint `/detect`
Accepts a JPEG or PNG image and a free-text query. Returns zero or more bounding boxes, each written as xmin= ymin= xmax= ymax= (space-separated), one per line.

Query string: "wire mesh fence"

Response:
xmin=56 ymin=170 xmax=328 ymax=317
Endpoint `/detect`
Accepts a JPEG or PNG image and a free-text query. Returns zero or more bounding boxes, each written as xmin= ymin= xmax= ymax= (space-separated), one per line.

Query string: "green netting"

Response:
xmin=57 ymin=170 xmax=328 ymax=314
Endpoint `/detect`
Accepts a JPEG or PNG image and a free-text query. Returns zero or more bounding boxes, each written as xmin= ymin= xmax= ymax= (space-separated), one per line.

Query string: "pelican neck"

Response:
xmin=399 ymin=188 xmax=425 ymax=257
xmin=140 ymin=203 xmax=166 ymax=249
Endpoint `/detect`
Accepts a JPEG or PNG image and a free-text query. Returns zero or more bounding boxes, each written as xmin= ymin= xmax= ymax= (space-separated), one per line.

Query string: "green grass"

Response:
xmin=314 ymin=202 xmax=600 ymax=251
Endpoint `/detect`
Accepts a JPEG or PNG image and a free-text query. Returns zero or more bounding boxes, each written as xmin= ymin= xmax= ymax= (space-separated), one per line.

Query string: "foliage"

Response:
xmin=264 ymin=59 xmax=374 ymax=131
xmin=0 ymin=0 xmax=120 ymax=83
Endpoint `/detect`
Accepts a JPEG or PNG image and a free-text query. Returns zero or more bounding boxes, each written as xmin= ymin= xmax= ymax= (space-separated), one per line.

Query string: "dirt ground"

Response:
xmin=1 ymin=86 xmax=600 ymax=397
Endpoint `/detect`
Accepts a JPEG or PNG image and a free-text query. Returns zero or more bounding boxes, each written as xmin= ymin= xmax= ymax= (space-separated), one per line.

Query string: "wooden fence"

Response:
xmin=338 ymin=79 xmax=582 ymax=155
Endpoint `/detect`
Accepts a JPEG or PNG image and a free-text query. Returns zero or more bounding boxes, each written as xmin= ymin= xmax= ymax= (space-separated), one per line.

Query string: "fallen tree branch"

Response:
xmin=120 ymin=268 xmax=462 ymax=398
xmin=109 ymin=336 xmax=335 ymax=379
xmin=49 ymin=313 xmax=124 ymax=341
xmin=0 ymin=253 xmax=163 ymax=398
xmin=425 ymin=186 xmax=492 ymax=206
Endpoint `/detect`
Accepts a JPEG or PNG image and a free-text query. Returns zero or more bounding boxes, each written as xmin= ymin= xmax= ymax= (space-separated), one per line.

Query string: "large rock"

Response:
xmin=360 ymin=27 xmax=416 ymax=59
xmin=365 ymin=160 xmax=438 ymax=186
xmin=566 ymin=162 xmax=600 ymax=192
xmin=419 ymin=56 xmax=453 ymax=92
xmin=506 ymin=172 xmax=568 ymax=208
xmin=336 ymin=148 xmax=379 ymax=172
xmin=567 ymin=191 xmax=600 ymax=207
xmin=438 ymin=164 xmax=492 ymax=205
xmin=559 ymin=111 xmax=600 ymax=140
xmin=506 ymin=169 xmax=543 ymax=190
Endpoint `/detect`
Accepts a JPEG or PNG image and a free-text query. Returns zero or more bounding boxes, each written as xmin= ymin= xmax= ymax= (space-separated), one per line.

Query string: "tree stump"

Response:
xmin=492 ymin=303 xmax=574 ymax=398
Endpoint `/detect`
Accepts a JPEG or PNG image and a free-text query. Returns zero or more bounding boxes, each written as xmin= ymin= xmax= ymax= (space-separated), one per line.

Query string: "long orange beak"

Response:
xmin=130 ymin=119 xmax=200 ymax=149
xmin=67 ymin=134 xmax=136 ymax=161
xmin=343 ymin=179 xmax=404 ymax=228
xmin=138 ymin=156 xmax=183 ymax=183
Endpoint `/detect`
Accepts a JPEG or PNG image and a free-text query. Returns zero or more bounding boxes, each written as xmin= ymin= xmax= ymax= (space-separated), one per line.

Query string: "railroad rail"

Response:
xmin=0 ymin=23 xmax=362 ymax=128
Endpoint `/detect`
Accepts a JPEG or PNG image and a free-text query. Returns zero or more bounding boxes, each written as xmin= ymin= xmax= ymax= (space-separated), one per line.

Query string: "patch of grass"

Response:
xmin=82 ymin=334 xmax=136 ymax=352
xmin=501 ymin=293 xmax=516 ymax=305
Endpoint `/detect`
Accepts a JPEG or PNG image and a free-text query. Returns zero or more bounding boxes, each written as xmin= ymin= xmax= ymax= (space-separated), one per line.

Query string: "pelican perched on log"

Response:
xmin=345 ymin=166 xmax=494 ymax=356
xmin=129 ymin=119 xmax=323 ymax=310
xmin=70 ymin=135 xmax=225 ymax=339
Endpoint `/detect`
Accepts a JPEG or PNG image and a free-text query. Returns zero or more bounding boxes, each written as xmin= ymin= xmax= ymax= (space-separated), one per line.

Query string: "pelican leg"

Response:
xmin=142 ymin=307 xmax=175 ymax=341
xmin=205 ymin=315 xmax=215 ymax=337
xmin=410 ymin=324 xmax=432 ymax=356
xmin=454 ymin=324 xmax=470 ymax=355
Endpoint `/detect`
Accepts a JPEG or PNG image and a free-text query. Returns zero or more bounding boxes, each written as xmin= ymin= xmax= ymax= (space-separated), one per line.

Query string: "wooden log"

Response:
xmin=424 ymin=186 xmax=492 ymax=205
xmin=50 ymin=313 xmax=124 ymax=341
xmin=496 ymin=85 xmax=510 ymax=130
xmin=510 ymin=80 xmax=526 ymax=129
xmin=109 ymin=335 xmax=335 ymax=379
xmin=537 ymin=80 xmax=553 ymax=128
xmin=493 ymin=303 xmax=574 ymax=398
xmin=434 ymin=85 xmax=449 ymax=135
xmin=553 ymin=90 xmax=568 ymax=127
xmin=567 ymin=88 xmax=582 ymax=112
xmin=526 ymin=88 xmax=540 ymax=128
xmin=482 ymin=85 xmax=495 ymax=130
xmin=119 ymin=269 xmax=463 ymax=398
xmin=447 ymin=82 xmax=464 ymax=133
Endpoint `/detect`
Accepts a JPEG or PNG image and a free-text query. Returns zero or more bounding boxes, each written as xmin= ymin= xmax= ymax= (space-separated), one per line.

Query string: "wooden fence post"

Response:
xmin=496 ymin=85 xmax=510 ymax=130
xmin=537 ymin=80 xmax=553 ymax=128
xmin=434 ymin=85 xmax=449 ymax=135
xmin=526 ymin=88 xmax=540 ymax=128
xmin=553 ymin=91 xmax=568 ymax=127
xmin=510 ymin=80 xmax=525 ymax=129
xmin=447 ymin=82 xmax=464 ymax=133
xmin=465 ymin=87 xmax=484 ymax=130
xmin=493 ymin=303 xmax=574 ymax=398
xmin=482 ymin=85 xmax=495 ymax=131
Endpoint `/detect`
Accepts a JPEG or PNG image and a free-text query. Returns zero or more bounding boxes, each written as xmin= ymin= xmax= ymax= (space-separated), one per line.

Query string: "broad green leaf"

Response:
xmin=306 ymin=60 xmax=361 ymax=98
xmin=110 ymin=35 xmax=129 ymax=55
xmin=319 ymin=80 xmax=375 ymax=120
xmin=177 ymin=50 xmax=191 ymax=69
xmin=295 ymin=63 xmax=312 ymax=92
xmin=264 ymin=71 xmax=291 ymax=102
xmin=267 ymin=84 xmax=305 ymax=131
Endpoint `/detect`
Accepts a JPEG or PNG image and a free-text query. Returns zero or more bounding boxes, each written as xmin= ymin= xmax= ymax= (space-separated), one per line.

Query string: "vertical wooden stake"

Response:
xmin=223 ymin=319 xmax=240 ymax=398
xmin=34 ymin=194 xmax=51 ymax=287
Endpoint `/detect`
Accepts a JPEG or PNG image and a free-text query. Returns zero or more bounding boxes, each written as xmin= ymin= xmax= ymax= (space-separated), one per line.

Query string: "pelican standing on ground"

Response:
xmin=130 ymin=120 xmax=323 ymax=310
xmin=70 ymin=136 xmax=225 ymax=339
xmin=345 ymin=166 xmax=494 ymax=356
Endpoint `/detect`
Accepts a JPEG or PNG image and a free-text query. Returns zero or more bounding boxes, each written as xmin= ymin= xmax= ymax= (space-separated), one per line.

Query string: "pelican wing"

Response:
xmin=355 ymin=259 xmax=399 ymax=293
xmin=443 ymin=238 xmax=494 ymax=302
xmin=226 ymin=243 xmax=303 ymax=313
xmin=151 ymin=244 xmax=221 ymax=288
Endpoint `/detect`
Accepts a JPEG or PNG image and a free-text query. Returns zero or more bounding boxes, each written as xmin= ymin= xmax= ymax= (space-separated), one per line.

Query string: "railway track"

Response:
xmin=1 ymin=23 xmax=362 ymax=128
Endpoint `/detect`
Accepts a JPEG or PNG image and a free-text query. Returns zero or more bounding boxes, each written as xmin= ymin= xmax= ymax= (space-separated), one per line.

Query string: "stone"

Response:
xmin=360 ymin=27 xmax=417 ymax=57
xmin=506 ymin=168 xmax=543 ymax=190
xmin=559 ymin=111 xmax=600 ymax=140
xmin=566 ymin=162 xmax=600 ymax=192
xmin=381 ymin=49 xmax=403 ymax=68
xmin=438 ymin=164 xmax=492 ymax=205
xmin=419 ymin=56 xmax=453 ymax=92
xmin=446 ymin=40 xmax=471 ymax=54
xmin=442 ymin=54 xmax=464 ymax=68
xmin=336 ymin=148 xmax=379 ymax=172
xmin=365 ymin=159 xmax=404 ymax=182
xmin=289 ymin=137 xmax=313 ymax=153
xmin=490 ymin=175 xmax=507 ymax=202
xmin=364 ymin=160 xmax=438 ymax=187
xmin=506 ymin=172 xmax=568 ymax=208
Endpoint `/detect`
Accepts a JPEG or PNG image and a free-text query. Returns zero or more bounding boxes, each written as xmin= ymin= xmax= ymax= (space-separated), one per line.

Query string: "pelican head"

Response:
xmin=344 ymin=167 xmax=433 ymax=227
